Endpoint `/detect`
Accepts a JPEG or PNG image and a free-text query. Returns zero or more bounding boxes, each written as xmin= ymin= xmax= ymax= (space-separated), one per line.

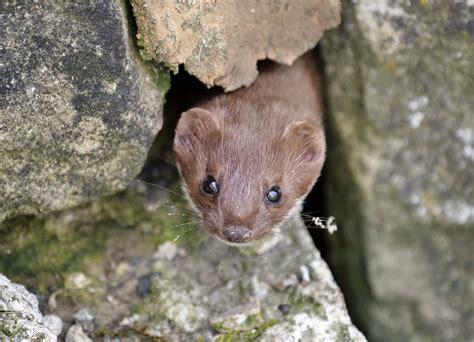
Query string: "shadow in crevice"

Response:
xmin=137 ymin=66 xmax=220 ymax=185
xmin=303 ymin=46 xmax=332 ymax=265
xmin=304 ymin=47 xmax=372 ymax=338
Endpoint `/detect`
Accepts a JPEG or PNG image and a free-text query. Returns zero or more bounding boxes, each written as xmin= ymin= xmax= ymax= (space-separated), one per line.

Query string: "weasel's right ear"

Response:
xmin=173 ymin=108 xmax=221 ymax=158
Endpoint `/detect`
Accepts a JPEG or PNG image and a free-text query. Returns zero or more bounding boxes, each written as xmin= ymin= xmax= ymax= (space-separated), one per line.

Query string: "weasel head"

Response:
xmin=173 ymin=107 xmax=325 ymax=245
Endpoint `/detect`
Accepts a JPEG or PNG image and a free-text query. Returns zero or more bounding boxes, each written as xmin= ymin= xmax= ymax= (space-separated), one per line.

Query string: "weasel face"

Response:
xmin=173 ymin=107 xmax=325 ymax=245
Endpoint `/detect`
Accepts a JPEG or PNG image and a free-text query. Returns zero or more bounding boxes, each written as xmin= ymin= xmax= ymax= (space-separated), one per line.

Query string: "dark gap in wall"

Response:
xmin=304 ymin=47 xmax=368 ymax=337
xmin=303 ymin=166 xmax=330 ymax=259
xmin=123 ymin=0 xmax=139 ymax=50
xmin=304 ymin=46 xmax=331 ymax=261
xmin=139 ymin=67 xmax=194 ymax=183
xmin=138 ymin=67 xmax=222 ymax=185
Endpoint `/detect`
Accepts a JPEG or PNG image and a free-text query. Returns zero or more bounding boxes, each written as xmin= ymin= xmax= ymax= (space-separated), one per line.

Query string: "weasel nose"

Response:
xmin=223 ymin=226 xmax=251 ymax=243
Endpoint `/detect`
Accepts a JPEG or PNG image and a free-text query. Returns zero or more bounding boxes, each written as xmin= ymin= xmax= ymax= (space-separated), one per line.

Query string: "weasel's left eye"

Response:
xmin=265 ymin=186 xmax=281 ymax=203
xmin=202 ymin=175 xmax=219 ymax=196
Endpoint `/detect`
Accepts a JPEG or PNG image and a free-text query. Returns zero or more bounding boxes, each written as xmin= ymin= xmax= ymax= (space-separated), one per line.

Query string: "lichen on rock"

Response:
xmin=0 ymin=0 xmax=168 ymax=221
xmin=321 ymin=0 xmax=474 ymax=340
xmin=0 ymin=274 xmax=62 ymax=341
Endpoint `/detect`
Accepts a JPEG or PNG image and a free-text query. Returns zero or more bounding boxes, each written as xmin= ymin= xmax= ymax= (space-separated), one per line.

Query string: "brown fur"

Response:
xmin=173 ymin=53 xmax=326 ymax=244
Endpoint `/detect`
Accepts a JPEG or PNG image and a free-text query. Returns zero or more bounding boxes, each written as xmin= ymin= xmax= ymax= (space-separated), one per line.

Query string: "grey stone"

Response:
xmin=0 ymin=0 xmax=167 ymax=220
xmin=321 ymin=0 xmax=474 ymax=340
xmin=132 ymin=0 xmax=340 ymax=90
xmin=0 ymin=274 xmax=61 ymax=341
xmin=73 ymin=308 xmax=94 ymax=323
xmin=65 ymin=324 xmax=92 ymax=342
xmin=42 ymin=314 xmax=63 ymax=336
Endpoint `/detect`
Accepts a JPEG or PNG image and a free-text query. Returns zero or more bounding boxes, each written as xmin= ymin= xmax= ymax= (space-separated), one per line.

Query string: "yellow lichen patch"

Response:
xmin=382 ymin=57 xmax=397 ymax=72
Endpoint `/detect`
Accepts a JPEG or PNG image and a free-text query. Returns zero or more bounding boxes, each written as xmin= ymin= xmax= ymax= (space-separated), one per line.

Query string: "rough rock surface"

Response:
xmin=0 ymin=274 xmax=62 ymax=340
xmin=0 ymin=0 xmax=168 ymax=221
xmin=132 ymin=0 xmax=340 ymax=90
xmin=0 ymin=184 xmax=365 ymax=341
xmin=321 ymin=1 xmax=474 ymax=340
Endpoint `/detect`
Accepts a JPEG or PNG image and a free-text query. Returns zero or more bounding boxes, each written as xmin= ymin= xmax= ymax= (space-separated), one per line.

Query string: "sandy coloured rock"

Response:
xmin=132 ymin=0 xmax=340 ymax=91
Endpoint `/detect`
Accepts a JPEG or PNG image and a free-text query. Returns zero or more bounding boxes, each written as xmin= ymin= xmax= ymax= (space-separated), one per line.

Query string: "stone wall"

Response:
xmin=0 ymin=0 xmax=366 ymax=340
xmin=321 ymin=1 xmax=473 ymax=340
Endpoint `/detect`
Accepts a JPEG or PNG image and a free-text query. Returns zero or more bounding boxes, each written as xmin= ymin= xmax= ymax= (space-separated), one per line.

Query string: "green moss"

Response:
xmin=147 ymin=62 xmax=171 ymax=94
xmin=122 ymin=0 xmax=171 ymax=94
xmin=334 ymin=322 xmax=353 ymax=342
xmin=0 ymin=315 xmax=48 ymax=340
xmin=138 ymin=47 xmax=153 ymax=61
xmin=213 ymin=319 xmax=279 ymax=342
xmin=0 ymin=215 xmax=108 ymax=292
xmin=62 ymin=272 xmax=107 ymax=306
xmin=211 ymin=305 xmax=279 ymax=341
xmin=93 ymin=324 xmax=169 ymax=341
xmin=0 ymin=188 xmax=199 ymax=293
xmin=287 ymin=288 xmax=324 ymax=317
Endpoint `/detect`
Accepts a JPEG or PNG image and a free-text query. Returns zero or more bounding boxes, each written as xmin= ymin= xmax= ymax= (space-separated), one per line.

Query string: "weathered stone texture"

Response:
xmin=0 ymin=274 xmax=62 ymax=340
xmin=0 ymin=185 xmax=365 ymax=341
xmin=132 ymin=0 xmax=340 ymax=90
xmin=322 ymin=0 xmax=474 ymax=341
xmin=0 ymin=0 xmax=167 ymax=220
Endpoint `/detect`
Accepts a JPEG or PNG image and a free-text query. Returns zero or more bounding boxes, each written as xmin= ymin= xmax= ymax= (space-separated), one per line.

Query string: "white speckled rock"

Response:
xmin=0 ymin=274 xmax=62 ymax=341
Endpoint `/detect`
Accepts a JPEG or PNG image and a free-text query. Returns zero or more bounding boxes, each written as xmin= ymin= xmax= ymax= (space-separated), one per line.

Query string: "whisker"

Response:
xmin=156 ymin=201 xmax=198 ymax=213
xmin=280 ymin=217 xmax=328 ymax=225
xmin=146 ymin=205 xmax=200 ymax=218
xmin=283 ymin=216 xmax=328 ymax=222
xmin=140 ymin=195 xmax=198 ymax=214
xmin=146 ymin=200 xmax=197 ymax=212
xmin=166 ymin=212 xmax=188 ymax=217
xmin=300 ymin=209 xmax=323 ymax=215
xmin=135 ymin=179 xmax=187 ymax=200
xmin=279 ymin=213 xmax=337 ymax=234
xmin=172 ymin=226 xmax=194 ymax=244
xmin=282 ymin=213 xmax=332 ymax=223
xmin=187 ymin=233 xmax=211 ymax=256
xmin=301 ymin=215 xmax=338 ymax=234
xmin=170 ymin=221 xmax=195 ymax=229
xmin=146 ymin=154 xmax=177 ymax=168
xmin=301 ymin=214 xmax=329 ymax=220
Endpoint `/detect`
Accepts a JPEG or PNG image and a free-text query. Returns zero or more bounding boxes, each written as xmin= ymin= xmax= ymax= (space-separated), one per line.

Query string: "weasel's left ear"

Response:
xmin=281 ymin=121 xmax=325 ymax=166
xmin=173 ymin=107 xmax=221 ymax=159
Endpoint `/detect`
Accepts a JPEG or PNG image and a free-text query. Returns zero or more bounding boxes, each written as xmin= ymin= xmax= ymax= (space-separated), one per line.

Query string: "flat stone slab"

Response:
xmin=133 ymin=0 xmax=340 ymax=90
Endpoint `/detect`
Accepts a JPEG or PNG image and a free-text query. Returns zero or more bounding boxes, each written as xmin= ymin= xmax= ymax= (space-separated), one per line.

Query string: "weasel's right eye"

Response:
xmin=265 ymin=186 xmax=281 ymax=203
xmin=202 ymin=175 xmax=219 ymax=196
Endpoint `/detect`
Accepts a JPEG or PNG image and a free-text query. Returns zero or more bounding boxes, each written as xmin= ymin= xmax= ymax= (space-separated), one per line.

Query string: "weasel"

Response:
xmin=173 ymin=53 xmax=326 ymax=245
